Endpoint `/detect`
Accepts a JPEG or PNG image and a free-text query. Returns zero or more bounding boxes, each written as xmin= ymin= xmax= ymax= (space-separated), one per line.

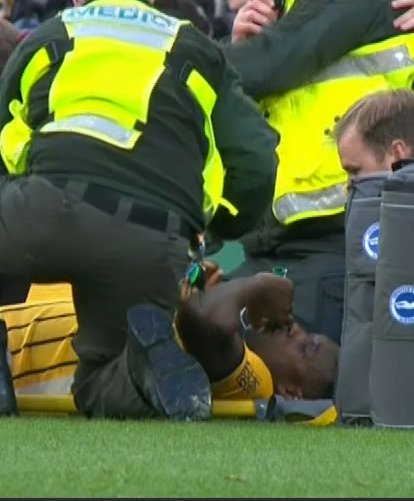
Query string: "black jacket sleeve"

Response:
xmin=208 ymin=61 xmax=278 ymax=241
xmin=222 ymin=0 xmax=410 ymax=101
xmin=0 ymin=18 xmax=67 ymax=173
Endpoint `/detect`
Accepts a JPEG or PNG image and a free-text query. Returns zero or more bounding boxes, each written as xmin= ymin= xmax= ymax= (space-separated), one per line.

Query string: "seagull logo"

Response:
xmin=394 ymin=300 xmax=414 ymax=310
xmin=362 ymin=222 xmax=380 ymax=260
xmin=390 ymin=285 xmax=414 ymax=325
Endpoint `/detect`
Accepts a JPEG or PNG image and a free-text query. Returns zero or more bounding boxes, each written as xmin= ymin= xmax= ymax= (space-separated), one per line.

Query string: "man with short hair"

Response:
xmin=221 ymin=0 xmax=414 ymax=348
xmin=335 ymin=89 xmax=414 ymax=177
xmin=333 ymin=88 xmax=414 ymax=426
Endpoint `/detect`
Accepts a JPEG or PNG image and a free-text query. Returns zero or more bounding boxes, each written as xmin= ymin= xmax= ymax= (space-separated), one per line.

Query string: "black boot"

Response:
xmin=126 ymin=304 xmax=211 ymax=421
xmin=0 ymin=320 xmax=18 ymax=416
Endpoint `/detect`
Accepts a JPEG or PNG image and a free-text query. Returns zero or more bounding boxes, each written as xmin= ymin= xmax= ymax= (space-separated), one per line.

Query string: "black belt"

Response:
xmin=48 ymin=177 xmax=195 ymax=241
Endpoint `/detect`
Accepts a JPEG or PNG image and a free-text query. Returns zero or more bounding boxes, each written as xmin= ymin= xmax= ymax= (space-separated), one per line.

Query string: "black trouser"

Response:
xmin=0 ymin=175 xmax=190 ymax=418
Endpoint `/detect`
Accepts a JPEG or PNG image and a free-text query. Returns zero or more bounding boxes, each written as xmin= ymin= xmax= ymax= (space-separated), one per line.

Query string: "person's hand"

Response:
xmin=203 ymin=261 xmax=223 ymax=288
xmin=228 ymin=0 xmax=250 ymax=11
xmin=180 ymin=261 xmax=223 ymax=300
xmin=246 ymin=272 xmax=294 ymax=331
xmin=231 ymin=0 xmax=278 ymax=43
xmin=392 ymin=0 xmax=414 ymax=31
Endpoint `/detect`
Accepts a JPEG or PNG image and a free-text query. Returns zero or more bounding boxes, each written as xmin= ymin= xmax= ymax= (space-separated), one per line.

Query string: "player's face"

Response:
xmin=264 ymin=324 xmax=339 ymax=399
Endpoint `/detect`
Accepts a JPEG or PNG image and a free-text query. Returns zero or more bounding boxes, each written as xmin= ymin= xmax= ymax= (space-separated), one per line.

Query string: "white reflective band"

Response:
xmin=15 ymin=376 xmax=74 ymax=396
xmin=61 ymin=5 xmax=179 ymax=50
xmin=41 ymin=114 xmax=134 ymax=145
xmin=311 ymin=45 xmax=414 ymax=84
xmin=62 ymin=5 xmax=179 ymax=34
xmin=273 ymin=184 xmax=347 ymax=224
xmin=71 ymin=23 xmax=175 ymax=51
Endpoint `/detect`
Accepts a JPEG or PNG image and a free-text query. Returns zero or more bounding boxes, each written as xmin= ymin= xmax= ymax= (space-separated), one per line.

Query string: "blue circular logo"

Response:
xmin=362 ymin=222 xmax=380 ymax=260
xmin=389 ymin=285 xmax=414 ymax=325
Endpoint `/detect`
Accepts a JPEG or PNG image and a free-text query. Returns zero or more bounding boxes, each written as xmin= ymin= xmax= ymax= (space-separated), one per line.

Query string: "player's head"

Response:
xmin=335 ymin=89 xmax=414 ymax=177
xmin=245 ymin=323 xmax=339 ymax=400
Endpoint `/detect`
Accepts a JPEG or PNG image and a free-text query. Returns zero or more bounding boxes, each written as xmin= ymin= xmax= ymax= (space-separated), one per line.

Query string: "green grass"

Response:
xmin=1 ymin=418 xmax=414 ymax=497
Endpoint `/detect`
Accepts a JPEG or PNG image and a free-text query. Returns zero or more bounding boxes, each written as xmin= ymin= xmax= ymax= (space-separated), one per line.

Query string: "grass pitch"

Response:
xmin=1 ymin=418 xmax=414 ymax=498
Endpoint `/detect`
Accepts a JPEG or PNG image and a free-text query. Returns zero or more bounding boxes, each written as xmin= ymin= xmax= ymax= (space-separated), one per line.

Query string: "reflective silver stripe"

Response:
xmin=41 ymin=114 xmax=135 ymax=145
xmin=61 ymin=5 xmax=179 ymax=50
xmin=70 ymin=23 xmax=173 ymax=51
xmin=61 ymin=5 xmax=179 ymax=34
xmin=311 ymin=45 xmax=414 ymax=84
xmin=274 ymin=184 xmax=347 ymax=224
xmin=15 ymin=377 xmax=74 ymax=396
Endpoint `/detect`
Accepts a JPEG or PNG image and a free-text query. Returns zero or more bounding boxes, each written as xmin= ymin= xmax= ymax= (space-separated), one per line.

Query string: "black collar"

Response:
xmin=392 ymin=158 xmax=414 ymax=173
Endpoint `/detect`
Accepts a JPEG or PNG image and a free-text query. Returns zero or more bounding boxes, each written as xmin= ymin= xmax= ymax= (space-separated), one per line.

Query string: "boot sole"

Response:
xmin=127 ymin=304 xmax=212 ymax=421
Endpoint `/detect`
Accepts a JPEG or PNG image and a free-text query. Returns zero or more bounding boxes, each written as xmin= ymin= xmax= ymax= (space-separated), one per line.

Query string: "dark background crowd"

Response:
xmin=3 ymin=0 xmax=238 ymax=39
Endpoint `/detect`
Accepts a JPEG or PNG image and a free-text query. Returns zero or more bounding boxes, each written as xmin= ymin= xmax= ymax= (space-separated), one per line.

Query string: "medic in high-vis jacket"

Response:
xmin=0 ymin=0 xmax=278 ymax=421
xmin=225 ymin=0 xmax=414 ymax=347
xmin=260 ymin=0 xmax=414 ymax=226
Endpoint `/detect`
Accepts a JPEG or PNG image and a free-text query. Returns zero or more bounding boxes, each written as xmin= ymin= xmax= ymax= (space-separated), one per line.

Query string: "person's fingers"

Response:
xmin=392 ymin=0 xmax=414 ymax=8
xmin=232 ymin=19 xmax=265 ymax=42
xmin=249 ymin=0 xmax=275 ymax=9
xmin=398 ymin=14 xmax=414 ymax=31
xmin=247 ymin=0 xmax=275 ymax=19
xmin=232 ymin=0 xmax=276 ymax=41
xmin=232 ymin=21 xmax=263 ymax=42
xmin=203 ymin=261 xmax=222 ymax=285
xmin=242 ymin=1 xmax=277 ymax=26
xmin=245 ymin=10 xmax=273 ymax=27
xmin=181 ymin=282 xmax=192 ymax=301
xmin=245 ymin=305 xmax=267 ymax=331
xmin=393 ymin=5 xmax=414 ymax=29
xmin=203 ymin=261 xmax=219 ymax=273
xmin=394 ymin=10 xmax=414 ymax=29
xmin=206 ymin=269 xmax=223 ymax=287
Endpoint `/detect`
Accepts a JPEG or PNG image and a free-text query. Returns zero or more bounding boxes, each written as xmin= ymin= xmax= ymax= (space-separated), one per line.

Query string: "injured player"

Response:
xmin=177 ymin=274 xmax=338 ymax=401
xmin=5 ymin=273 xmax=338 ymax=403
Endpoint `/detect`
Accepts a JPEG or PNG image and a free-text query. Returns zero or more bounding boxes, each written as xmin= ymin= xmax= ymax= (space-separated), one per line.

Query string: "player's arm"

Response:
xmin=208 ymin=61 xmax=278 ymax=241
xmin=177 ymin=277 xmax=264 ymax=345
xmin=178 ymin=274 xmax=292 ymax=339
xmin=175 ymin=277 xmax=264 ymax=380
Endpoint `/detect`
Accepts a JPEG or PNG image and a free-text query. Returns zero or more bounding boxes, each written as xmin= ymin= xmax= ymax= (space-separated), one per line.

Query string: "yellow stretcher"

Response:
xmin=16 ymin=394 xmax=337 ymax=425
xmin=21 ymin=284 xmax=337 ymax=426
